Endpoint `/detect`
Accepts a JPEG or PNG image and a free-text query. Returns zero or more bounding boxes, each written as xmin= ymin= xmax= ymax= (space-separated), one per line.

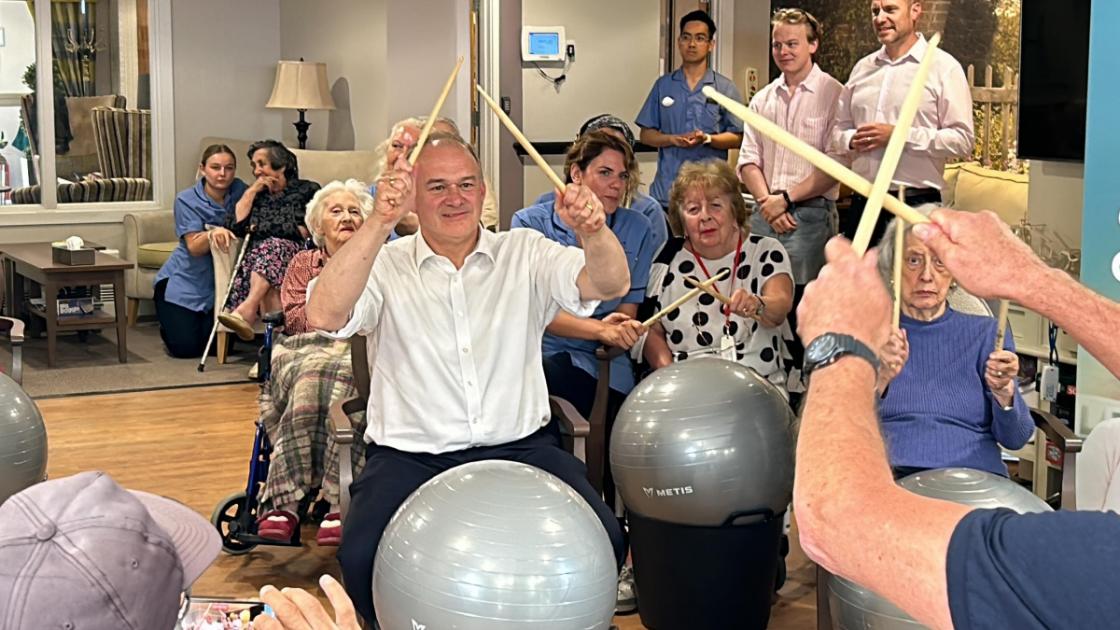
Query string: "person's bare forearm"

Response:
xmin=643 ymin=326 xmax=673 ymax=368
xmin=709 ymin=132 xmax=742 ymax=150
xmin=184 ymin=231 xmax=210 ymax=257
xmin=796 ymin=358 xmax=964 ymax=630
xmin=577 ymin=228 xmax=630 ymax=301
xmin=1019 ymin=266 xmax=1120 ymax=379
xmin=758 ymin=276 xmax=793 ymax=327
xmin=788 ymin=168 xmax=837 ymax=204
xmin=639 ymin=128 xmax=674 ymax=148
xmin=546 ymin=310 xmax=607 ymax=341
xmin=306 ymin=220 xmax=393 ymax=331
xmin=234 ymin=188 xmax=257 ymax=223
xmin=739 ymin=164 xmax=770 ymax=200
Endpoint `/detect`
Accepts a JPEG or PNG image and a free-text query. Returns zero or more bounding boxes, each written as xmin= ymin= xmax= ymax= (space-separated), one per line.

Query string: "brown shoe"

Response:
xmin=219 ymin=311 xmax=255 ymax=341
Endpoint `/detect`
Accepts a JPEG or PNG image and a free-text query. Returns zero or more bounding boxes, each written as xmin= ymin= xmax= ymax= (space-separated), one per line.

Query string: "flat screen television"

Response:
xmin=1017 ymin=0 xmax=1091 ymax=162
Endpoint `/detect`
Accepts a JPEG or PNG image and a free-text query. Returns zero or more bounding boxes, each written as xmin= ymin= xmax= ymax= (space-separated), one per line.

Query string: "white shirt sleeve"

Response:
xmin=526 ymin=231 xmax=600 ymax=322
xmin=905 ymin=56 xmax=975 ymax=159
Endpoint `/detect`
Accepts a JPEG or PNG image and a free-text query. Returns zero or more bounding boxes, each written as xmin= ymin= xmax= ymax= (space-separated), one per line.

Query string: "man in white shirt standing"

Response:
xmin=834 ymin=0 xmax=974 ymax=244
xmin=306 ymin=133 xmax=630 ymax=625
xmin=738 ymin=7 xmax=844 ymax=378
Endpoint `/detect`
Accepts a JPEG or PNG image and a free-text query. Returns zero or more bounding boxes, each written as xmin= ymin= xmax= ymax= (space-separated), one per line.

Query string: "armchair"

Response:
xmin=123 ymin=211 xmax=176 ymax=325
xmin=10 ymin=104 xmax=152 ymax=204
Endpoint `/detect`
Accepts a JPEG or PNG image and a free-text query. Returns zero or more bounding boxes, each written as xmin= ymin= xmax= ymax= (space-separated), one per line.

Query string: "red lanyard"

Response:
xmin=692 ymin=233 xmax=742 ymax=332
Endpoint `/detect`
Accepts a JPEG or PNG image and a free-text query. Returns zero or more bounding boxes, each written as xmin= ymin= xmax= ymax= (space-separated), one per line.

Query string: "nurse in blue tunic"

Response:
xmin=154 ymin=145 xmax=246 ymax=357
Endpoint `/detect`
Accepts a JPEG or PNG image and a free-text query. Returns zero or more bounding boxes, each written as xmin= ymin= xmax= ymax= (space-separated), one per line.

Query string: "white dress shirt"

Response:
xmin=737 ymin=64 xmax=844 ymax=200
xmin=833 ymin=34 xmax=974 ymax=191
xmin=316 ymin=227 xmax=598 ymax=454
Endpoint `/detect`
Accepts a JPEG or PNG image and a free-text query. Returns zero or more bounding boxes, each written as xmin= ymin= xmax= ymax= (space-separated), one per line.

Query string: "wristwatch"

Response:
xmin=772 ymin=189 xmax=793 ymax=209
xmin=702 ymin=133 xmax=713 ymax=145
xmin=803 ymin=333 xmax=880 ymax=376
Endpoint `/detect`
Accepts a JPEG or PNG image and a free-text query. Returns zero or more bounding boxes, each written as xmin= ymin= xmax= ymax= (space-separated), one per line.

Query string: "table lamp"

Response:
xmin=265 ymin=59 xmax=336 ymax=149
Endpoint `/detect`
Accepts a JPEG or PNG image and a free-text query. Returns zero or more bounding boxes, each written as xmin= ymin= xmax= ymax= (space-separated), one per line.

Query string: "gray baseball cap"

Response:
xmin=0 ymin=471 xmax=221 ymax=629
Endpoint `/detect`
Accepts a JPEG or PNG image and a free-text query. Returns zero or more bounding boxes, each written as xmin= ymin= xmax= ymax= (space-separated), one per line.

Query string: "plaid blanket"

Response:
xmin=258 ymin=333 xmax=365 ymax=512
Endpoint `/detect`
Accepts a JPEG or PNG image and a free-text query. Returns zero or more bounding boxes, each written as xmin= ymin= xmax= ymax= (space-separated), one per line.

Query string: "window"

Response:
xmin=1 ymin=0 xmax=171 ymax=212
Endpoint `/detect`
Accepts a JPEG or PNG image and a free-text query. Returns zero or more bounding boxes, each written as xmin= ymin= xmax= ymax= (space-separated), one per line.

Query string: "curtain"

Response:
xmin=27 ymin=0 xmax=98 ymax=97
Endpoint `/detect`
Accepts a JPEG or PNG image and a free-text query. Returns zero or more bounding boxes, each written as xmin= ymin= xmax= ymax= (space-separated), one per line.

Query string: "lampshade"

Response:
xmin=265 ymin=60 xmax=336 ymax=110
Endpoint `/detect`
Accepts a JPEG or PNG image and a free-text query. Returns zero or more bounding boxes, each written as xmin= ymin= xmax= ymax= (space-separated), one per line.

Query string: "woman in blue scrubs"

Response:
xmin=153 ymin=145 xmax=246 ymax=357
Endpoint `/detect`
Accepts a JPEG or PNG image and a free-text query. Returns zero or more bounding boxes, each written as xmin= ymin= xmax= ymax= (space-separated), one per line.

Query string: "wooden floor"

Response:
xmin=39 ymin=383 xmax=818 ymax=628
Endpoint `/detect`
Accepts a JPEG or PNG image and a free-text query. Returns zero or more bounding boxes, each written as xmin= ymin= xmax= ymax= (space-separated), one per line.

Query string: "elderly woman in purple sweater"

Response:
xmin=873 ymin=209 xmax=1034 ymax=478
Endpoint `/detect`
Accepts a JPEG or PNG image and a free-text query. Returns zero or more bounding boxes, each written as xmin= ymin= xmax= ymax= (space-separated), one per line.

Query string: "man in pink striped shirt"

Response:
xmin=833 ymin=0 xmax=974 ymax=244
xmin=738 ymin=7 xmax=843 ymax=378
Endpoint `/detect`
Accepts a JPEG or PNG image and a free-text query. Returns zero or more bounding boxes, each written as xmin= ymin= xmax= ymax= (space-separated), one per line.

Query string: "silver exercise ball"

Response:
xmin=372 ymin=460 xmax=617 ymax=630
xmin=610 ymin=357 xmax=796 ymax=526
xmin=0 ymin=372 xmax=47 ymax=505
xmin=828 ymin=467 xmax=1052 ymax=629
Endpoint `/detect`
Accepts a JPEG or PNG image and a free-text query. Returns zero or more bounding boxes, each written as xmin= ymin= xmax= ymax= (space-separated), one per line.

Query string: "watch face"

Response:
xmin=806 ymin=335 xmax=839 ymax=364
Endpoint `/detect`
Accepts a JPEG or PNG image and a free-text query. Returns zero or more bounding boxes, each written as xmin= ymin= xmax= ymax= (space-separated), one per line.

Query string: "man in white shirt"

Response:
xmin=306 ymin=133 xmax=630 ymax=624
xmin=738 ymin=7 xmax=844 ymax=378
xmin=833 ymin=0 xmax=974 ymax=244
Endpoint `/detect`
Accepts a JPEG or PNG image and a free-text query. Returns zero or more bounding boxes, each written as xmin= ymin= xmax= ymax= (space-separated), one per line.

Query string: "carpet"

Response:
xmin=0 ymin=320 xmax=255 ymax=398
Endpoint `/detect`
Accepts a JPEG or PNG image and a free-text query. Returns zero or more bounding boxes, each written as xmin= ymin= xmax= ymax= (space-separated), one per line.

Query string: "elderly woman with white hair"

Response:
xmin=874 ymin=207 xmax=1034 ymax=479
xmin=254 ymin=179 xmax=370 ymax=546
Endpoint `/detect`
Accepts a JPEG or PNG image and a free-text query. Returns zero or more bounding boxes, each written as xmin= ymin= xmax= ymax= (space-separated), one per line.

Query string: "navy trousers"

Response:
xmin=153 ymin=279 xmax=212 ymax=358
xmin=337 ymin=426 xmax=627 ymax=625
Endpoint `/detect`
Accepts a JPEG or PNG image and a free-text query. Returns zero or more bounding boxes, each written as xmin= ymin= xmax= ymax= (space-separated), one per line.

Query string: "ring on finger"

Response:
xmin=584 ymin=201 xmax=594 ymax=211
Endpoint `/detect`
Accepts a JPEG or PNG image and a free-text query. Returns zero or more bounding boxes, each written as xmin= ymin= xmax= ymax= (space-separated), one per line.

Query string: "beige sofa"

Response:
xmin=200 ymin=137 xmax=381 ymax=362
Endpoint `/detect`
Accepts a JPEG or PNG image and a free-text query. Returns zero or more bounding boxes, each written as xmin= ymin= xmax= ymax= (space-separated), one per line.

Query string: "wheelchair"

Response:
xmin=210 ymin=311 xmax=343 ymax=554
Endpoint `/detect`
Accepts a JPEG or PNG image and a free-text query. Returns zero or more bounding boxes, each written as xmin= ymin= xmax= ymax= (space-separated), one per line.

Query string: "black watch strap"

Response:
xmin=773 ymin=189 xmax=793 ymax=209
xmin=804 ymin=333 xmax=880 ymax=377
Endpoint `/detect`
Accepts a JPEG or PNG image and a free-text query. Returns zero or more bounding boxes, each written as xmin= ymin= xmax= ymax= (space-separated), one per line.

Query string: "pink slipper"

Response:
xmin=316 ymin=512 xmax=342 ymax=546
xmin=256 ymin=509 xmax=299 ymax=542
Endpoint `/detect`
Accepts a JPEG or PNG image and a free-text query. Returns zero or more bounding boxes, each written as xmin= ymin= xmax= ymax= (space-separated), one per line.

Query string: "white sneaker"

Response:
xmin=615 ymin=564 xmax=637 ymax=614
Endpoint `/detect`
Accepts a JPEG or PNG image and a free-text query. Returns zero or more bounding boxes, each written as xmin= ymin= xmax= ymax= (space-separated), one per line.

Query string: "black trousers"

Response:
xmin=337 ymin=427 xmax=627 ymax=625
xmin=839 ymin=188 xmax=942 ymax=246
xmin=153 ymin=279 xmax=212 ymax=358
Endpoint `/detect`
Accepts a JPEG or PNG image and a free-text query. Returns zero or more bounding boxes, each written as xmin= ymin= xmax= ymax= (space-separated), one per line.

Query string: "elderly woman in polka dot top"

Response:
xmin=642 ymin=160 xmax=795 ymax=392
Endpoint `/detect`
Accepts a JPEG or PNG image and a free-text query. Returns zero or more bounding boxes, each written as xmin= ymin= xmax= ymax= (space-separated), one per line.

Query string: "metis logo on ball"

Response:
xmin=643 ymin=485 xmax=694 ymax=497
xmin=412 ymin=620 xmax=426 ymax=630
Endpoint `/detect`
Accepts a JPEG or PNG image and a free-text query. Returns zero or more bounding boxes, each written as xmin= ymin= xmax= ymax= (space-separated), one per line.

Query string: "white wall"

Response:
xmin=518 ymin=0 xmax=661 ymax=208
xmin=279 ymin=0 xmax=386 ymax=152
xmin=171 ymin=0 xmax=283 ymax=190
xmin=385 ymin=0 xmax=469 ymax=135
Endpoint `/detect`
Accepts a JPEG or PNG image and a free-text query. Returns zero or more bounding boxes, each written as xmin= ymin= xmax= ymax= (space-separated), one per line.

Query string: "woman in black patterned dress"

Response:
xmin=218 ymin=140 xmax=320 ymax=340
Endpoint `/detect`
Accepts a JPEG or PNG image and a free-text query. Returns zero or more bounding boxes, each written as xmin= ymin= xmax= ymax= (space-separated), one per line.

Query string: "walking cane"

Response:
xmin=197 ymin=230 xmax=252 ymax=372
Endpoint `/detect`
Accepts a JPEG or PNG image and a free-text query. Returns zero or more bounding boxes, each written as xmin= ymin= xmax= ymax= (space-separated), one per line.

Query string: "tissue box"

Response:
xmin=52 ymin=245 xmax=96 ymax=266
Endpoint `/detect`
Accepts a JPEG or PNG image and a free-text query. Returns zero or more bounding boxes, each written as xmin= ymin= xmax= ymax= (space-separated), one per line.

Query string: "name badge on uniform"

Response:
xmin=661 ymin=96 xmax=675 ymax=107
xmin=720 ymin=333 xmax=735 ymax=361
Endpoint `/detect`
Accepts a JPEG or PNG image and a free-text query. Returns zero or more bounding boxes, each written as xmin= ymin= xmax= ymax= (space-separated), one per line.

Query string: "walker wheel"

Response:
xmin=211 ymin=491 xmax=257 ymax=555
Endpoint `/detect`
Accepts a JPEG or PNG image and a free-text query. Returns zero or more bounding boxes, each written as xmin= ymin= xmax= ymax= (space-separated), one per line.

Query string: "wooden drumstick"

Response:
xmin=685 ymin=275 xmax=765 ymax=322
xmin=892 ymin=187 xmax=907 ymax=328
xmin=643 ymin=269 xmax=730 ymax=328
xmin=476 ymin=85 xmax=566 ymax=191
xmin=408 ymin=56 xmax=465 ymax=164
xmin=686 ymin=275 xmax=732 ymax=306
xmin=994 ymin=300 xmax=1011 ymax=351
xmin=702 ymin=89 xmax=929 ymax=227
xmin=851 ymin=32 xmax=943 ymax=255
